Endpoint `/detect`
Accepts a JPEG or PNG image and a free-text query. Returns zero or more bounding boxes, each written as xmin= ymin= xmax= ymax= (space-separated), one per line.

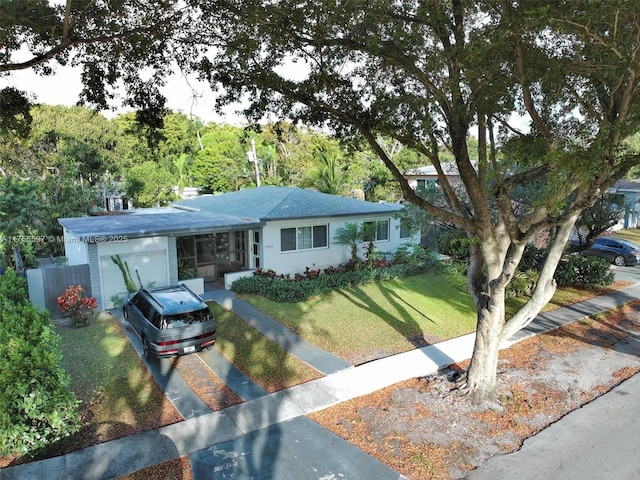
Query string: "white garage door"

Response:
xmin=100 ymin=250 xmax=168 ymax=309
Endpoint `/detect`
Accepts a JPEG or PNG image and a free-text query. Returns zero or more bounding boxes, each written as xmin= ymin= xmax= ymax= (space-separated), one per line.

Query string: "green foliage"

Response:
xmin=231 ymin=253 xmax=432 ymax=303
xmin=554 ymin=254 xmax=614 ymax=289
xmin=519 ymin=243 xmax=548 ymax=271
xmin=572 ymin=194 xmax=627 ymax=249
xmin=111 ymin=255 xmax=139 ymax=293
xmin=0 ymin=267 xmax=27 ymax=303
xmin=436 ymin=226 xmax=471 ymax=261
xmin=125 ymin=161 xmax=177 ymax=207
xmin=333 ymin=222 xmax=363 ymax=261
xmin=506 ymin=270 xmax=539 ymax=299
xmin=392 ymin=244 xmax=441 ymax=269
xmin=0 ymin=87 xmax=32 ymax=138
xmin=0 ymin=177 xmax=48 ymax=267
xmin=441 ymin=261 xmax=469 ymax=293
xmin=191 ymin=124 xmax=253 ymax=193
xmin=304 ymin=146 xmax=346 ymax=195
xmin=0 ymin=270 xmax=80 ymax=456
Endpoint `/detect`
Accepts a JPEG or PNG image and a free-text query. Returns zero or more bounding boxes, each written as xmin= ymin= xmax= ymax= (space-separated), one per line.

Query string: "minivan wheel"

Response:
xmin=614 ymin=255 xmax=626 ymax=266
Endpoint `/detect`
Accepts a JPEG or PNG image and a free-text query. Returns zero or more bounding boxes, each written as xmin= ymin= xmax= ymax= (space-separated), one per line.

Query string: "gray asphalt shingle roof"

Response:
xmin=60 ymin=187 xmax=402 ymax=241
xmin=172 ymin=186 xmax=402 ymax=220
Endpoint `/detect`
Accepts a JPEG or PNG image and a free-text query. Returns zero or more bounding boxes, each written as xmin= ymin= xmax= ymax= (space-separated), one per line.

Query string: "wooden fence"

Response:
xmin=27 ymin=264 xmax=91 ymax=318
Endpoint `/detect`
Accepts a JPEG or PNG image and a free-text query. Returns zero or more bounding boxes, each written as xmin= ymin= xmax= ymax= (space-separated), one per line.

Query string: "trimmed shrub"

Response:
xmin=554 ymin=254 xmax=614 ymax=289
xmin=0 ymin=270 xmax=80 ymax=456
xmin=231 ymin=251 xmax=434 ymax=303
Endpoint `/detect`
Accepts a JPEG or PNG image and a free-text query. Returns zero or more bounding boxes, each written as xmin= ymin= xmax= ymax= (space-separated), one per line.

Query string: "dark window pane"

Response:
xmin=281 ymin=228 xmax=296 ymax=251
xmin=376 ymin=220 xmax=389 ymax=241
xmin=313 ymin=225 xmax=327 ymax=247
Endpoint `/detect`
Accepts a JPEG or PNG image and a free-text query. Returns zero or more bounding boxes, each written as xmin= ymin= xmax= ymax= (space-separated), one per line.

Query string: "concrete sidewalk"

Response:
xmin=3 ymin=279 xmax=640 ymax=479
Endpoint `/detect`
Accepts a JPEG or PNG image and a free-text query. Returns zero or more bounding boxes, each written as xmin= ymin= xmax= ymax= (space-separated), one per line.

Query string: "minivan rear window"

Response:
xmin=161 ymin=308 xmax=213 ymax=329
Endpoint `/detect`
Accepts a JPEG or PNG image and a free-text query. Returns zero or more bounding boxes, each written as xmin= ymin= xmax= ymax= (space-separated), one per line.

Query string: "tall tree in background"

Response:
xmin=305 ymin=146 xmax=346 ymax=195
xmin=191 ymin=124 xmax=253 ymax=193
xmin=193 ymin=0 xmax=640 ymax=404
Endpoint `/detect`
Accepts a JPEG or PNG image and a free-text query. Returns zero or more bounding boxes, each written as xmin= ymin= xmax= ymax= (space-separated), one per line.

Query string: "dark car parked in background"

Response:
xmin=123 ymin=285 xmax=216 ymax=360
xmin=579 ymin=237 xmax=640 ymax=266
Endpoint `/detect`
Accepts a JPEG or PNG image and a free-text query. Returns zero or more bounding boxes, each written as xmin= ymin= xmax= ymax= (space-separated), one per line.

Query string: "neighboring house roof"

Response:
xmin=172 ymin=186 xmax=402 ymax=220
xmin=404 ymin=161 xmax=478 ymax=177
xmin=59 ymin=187 xmax=402 ymax=241
xmin=405 ymin=163 xmax=460 ymax=176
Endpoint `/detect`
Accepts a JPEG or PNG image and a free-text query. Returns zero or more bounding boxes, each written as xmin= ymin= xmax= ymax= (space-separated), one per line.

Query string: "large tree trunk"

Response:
xmin=465 ymin=214 xmax=581 ymax=405
xmin=466 ymin=290 xmax=506 ymax=405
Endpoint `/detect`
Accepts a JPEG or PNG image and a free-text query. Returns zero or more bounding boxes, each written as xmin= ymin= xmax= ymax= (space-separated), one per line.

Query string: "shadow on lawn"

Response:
xmin=337 ymin=283 xmax=436 ymax=350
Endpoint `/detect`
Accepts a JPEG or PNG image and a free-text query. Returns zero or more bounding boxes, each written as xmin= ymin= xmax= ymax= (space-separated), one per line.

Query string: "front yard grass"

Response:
xmin=6 ymin=268 xmax=628 ymax=471
xmin=239 ymin=271 xmax=631 ymax=365
xmin=239 ymin=272 xmax=478 ymax=364
xmin=210 ymin=303 xmax=323 ymax=392
xmin=44 ymin=313 xmax=180 ymax=459
xmin=612 ymin=228 xmax=640 ymax=244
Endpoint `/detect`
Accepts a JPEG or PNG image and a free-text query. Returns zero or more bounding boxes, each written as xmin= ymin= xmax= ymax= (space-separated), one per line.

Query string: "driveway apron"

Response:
xmin=114 ymin=311 xmax=212 ymax=419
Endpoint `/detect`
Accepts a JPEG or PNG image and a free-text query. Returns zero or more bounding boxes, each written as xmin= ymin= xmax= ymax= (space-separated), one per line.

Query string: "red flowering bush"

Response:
xmin=57 ymin=285 xmax=97 ymax=327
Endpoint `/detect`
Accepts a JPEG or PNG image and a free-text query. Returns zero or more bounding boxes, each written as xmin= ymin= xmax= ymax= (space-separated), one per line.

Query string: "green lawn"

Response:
xmin=612 ymin=228 xmax=640 ymax=244
xmin=45 ymin=313 xmax=179 ymax=460
xmin=239 ymin=272 xmax=478 ymax=364
xmin=210 ymin=303 xmax=323 ymax=390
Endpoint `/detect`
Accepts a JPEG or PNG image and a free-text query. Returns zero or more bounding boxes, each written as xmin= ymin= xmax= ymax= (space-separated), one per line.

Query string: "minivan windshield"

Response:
xmin=161 ymin=308 xmax=213 ymax=329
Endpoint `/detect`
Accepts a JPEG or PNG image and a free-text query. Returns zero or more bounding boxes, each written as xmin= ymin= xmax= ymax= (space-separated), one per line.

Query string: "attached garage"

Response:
xmin=59 ymin=209 xmax=260 ymax=310
xmin=99 ymin=244 xmax=170 ymax=310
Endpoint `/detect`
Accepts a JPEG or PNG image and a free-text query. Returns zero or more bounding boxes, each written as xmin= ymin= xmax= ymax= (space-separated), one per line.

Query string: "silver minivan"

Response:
xmin=122 ymin=285 xmax=216 ymax=360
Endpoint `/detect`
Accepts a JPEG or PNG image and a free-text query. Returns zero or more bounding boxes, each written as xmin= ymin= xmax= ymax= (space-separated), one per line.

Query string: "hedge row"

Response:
xmin=232 ymin=250 xmax=439 ymax=303
xmin=0 ymin=270 xmax=80 ymax=457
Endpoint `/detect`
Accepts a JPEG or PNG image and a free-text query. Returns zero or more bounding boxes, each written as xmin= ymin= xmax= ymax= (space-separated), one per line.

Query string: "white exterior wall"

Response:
xmin=97 ymin=237 xmax=170 ymax=309
xmin=260 ymin=214 xmax=416 ymax=276
xmin=63 ymin=228 xmax=89 ymax=265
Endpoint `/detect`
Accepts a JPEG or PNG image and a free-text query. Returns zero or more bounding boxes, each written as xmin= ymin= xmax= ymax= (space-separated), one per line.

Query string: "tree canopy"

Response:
xmin=0 ymin=0 xmax=189 ymax=130
xmin=3 ymin=0 xmax=640 ymax=405
xmin=189 ymin=0 xmax=640 ymax=404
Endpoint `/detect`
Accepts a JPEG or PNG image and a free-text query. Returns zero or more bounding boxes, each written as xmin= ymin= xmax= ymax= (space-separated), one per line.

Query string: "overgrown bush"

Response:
xmin=435 ymin=226 xmax=471 ymax=260
xmin=519 ymin=243 xmax=548 ymax=271
xmin=554 ymin=254 xmax=614 ymax=289
xmin=231 ymin=249 xmax=436 ymax=303
xmin=0 ymin=270 xmax=80 ymax=456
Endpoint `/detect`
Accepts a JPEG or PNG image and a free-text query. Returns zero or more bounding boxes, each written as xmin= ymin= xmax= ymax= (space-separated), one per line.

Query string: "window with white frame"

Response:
xmin=364 ymin=219 xmax=390 ymax=242
xmin=281 ymin=225 xmax=328 ymax=252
